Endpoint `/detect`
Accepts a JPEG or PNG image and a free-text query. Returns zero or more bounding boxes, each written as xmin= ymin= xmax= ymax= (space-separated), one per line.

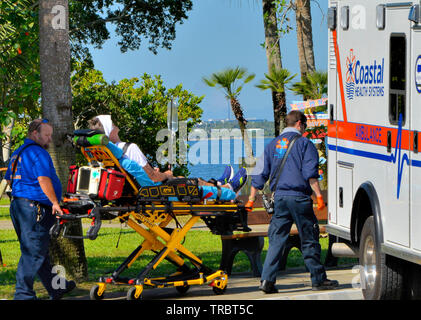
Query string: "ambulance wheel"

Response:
xmin=175 ymin=284 xmax=190 ymax=295
xmin=90 ymin=285 xmax=104 ymax=300
xmin=359 ymin=216 xmax=404 ymax=300
xmin=212 ymin=285 xmax=227 ymax=295
xmin=127 ymin=287 xmax=142 ymax=300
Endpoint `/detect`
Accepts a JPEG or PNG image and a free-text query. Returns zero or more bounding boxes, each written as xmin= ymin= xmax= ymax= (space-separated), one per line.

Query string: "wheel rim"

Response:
xmin=362 ymin=234 xmax=377 ymax=291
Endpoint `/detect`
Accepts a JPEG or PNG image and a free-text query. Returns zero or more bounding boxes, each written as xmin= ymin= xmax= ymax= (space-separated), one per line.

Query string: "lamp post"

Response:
xmin=167 ymin=98 xmax=178 ymax=170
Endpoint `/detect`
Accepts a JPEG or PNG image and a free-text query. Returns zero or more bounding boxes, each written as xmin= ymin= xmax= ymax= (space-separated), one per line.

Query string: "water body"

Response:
xmin=187 ymin=137 xmax=275 ymax=181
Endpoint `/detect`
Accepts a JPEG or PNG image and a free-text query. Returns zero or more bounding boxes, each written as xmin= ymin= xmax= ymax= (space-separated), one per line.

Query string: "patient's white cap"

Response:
xmin=96 ymin=115 xmax=113 ymax=137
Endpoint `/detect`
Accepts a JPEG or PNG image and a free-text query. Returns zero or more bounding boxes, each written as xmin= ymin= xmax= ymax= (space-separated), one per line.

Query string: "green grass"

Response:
xmin=0 ymin=225 xmax=357 ymax=300
xmin=0 ymin=197 xmax=10 ymax=220
xmin=0 ymin=207 xmax=9 ymax=220
xmin=0 ymin=197 xmax=10 ymax=206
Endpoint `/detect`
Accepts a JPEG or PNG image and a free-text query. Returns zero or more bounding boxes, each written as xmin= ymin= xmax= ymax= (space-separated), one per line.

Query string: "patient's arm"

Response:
xmin=143 ymin=163 xmax=174 ymax=182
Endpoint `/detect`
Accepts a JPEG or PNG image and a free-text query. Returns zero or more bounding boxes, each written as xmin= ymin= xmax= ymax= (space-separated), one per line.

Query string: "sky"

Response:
xmin=89 ymin=0 xmax=328 ymax=121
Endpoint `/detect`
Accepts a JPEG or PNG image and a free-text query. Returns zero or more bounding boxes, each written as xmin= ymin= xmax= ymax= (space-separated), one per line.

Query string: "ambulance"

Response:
xmin=327 ymin=0 xmax=421 ymax=299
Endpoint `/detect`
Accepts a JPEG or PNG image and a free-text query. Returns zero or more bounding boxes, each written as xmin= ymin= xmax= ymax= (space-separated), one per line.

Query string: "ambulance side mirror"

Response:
xmin=409 ymin=4 xmax=420 ymax=24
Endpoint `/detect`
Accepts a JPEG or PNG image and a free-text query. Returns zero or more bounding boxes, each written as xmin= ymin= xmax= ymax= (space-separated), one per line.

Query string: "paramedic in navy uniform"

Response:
xmin=5 ymin=119 xmax=75 ymax=300
xmin=246 ymin=111 xmax=339 ymax=293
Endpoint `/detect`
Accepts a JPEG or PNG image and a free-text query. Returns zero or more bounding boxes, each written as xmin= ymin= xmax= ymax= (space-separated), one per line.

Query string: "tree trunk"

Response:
xmin=39 ymin=0 xmax=88 ymax=281
xmin=295 ymin=0 xmax=315 ymax=99
xmin=2 ymin=118 xmax=14 ymax=165
xmin=230 ymin=98 xmax=255 ymax=166
xmin=262 ymin=0 xmax=285 ymax=137
xmin=273 ymin=91 xmax=287 ymax=136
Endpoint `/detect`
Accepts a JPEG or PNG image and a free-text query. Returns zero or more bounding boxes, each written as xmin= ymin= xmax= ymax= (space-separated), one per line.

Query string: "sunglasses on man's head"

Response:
xmin=33 ymin=118 xmax=49 ymax=131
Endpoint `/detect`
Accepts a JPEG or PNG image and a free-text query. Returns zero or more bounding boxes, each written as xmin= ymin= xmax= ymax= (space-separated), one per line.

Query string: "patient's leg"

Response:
xmin=197 ymin=178 xmax=232 ymax=190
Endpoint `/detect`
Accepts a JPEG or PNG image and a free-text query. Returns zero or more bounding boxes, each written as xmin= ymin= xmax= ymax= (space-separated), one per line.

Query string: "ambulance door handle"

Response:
xmin=339 ymin=187 xmax=343 ymax=208
xmin=414 ymin=131 xmax=418 ymax=154
xmin=329 ymin=104 xmax=334 ymax=123
xmin=387 ymin=131 xmax=392 ymax=153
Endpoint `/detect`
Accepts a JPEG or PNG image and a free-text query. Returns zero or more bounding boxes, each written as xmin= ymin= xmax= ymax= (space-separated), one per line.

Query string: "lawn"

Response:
xmin=0 ymin=197 xmax=10 ymax=206
xmin=0 ymin=197 xmax=10 ymax=220
xmin=0 ymin=223 xmax=357 ymax=300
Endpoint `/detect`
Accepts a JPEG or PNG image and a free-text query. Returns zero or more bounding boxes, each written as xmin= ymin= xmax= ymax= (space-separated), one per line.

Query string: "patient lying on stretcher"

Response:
xmin=88 ymin=115 xmax=248 ymax=202
xmin=106 ymin=142 xmax=247 ymax=202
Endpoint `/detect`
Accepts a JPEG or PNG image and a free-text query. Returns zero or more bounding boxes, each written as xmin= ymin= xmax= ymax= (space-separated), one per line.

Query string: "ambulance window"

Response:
xmin=389 ymin=35 xmax=406 ymax=125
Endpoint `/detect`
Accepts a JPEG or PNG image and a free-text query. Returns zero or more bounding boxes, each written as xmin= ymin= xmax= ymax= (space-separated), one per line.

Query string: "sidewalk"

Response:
xmin=67 ymin=265 xmax=362 ymax=301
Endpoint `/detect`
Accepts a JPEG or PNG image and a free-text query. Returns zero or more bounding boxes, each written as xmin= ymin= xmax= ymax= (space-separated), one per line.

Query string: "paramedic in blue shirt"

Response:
xmin=246 ymin=110 xmax=339 ymax=293
xmin=5 ymin=119 xmax=75 ymax=300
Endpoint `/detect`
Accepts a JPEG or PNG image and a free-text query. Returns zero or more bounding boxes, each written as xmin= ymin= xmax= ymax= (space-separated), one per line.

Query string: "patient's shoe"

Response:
xmin=229 ymin=167 xmax=248 ymax=194
xmin=217 ymin=165 xmax=234 ymax=185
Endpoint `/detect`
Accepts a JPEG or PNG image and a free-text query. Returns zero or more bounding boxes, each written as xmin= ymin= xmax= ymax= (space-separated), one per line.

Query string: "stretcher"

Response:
xmin=51 ymin=131 xmax=250 ymax=300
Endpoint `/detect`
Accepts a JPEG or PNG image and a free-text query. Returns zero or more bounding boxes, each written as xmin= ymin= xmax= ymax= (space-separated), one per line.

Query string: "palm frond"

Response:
xmin=203 ymin=66 xmax=254 ymax=99
xmin=291 ymin=70 xmax=328 ymax=99
xmin=256 ymin=67 xmax=296 ymax=93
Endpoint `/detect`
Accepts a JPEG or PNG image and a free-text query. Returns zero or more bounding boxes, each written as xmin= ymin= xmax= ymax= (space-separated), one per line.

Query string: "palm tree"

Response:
xmin=203 ymin=67 xmax=255 ymax=164
xmin=291 ymin=70 xmax=327 ymax=100
xmin=295 ymin=0 xmax=315 ymax=91
xmin=262 ymin=0 xmax=289 ymax=138
xmin=256 ymin=67 xmax=296 ymax=136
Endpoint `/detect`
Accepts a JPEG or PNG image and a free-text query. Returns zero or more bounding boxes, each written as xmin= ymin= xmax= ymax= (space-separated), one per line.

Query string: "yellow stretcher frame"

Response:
xmin=72 ymin=145 xmax=245 ymax=300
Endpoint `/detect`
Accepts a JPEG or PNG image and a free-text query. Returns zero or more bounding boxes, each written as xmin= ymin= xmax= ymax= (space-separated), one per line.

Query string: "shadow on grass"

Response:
xmin=0 ymin=268 xmax=17 ymax=285
xmin=0 ymin=239 xmax=18 ymax=244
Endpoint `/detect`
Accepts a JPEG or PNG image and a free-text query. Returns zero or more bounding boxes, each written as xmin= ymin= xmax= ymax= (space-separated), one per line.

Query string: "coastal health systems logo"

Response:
xmin=345 ymin=49 xmax=385 ymax=100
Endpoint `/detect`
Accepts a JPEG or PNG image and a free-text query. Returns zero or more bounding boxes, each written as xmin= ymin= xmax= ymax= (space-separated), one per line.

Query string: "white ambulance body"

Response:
xmin=327 ymin=0 xmax=421 ymax=299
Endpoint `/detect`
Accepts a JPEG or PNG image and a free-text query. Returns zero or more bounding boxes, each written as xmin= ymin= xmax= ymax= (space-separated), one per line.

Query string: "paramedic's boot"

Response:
xmin=312 ymin=279 xmax=339 ymax=291
xmin=217 ymin=165 xmax=234 ymax=185
xmin=229 ymin=167 xmax=248 ymax=194
xmin=259 ymin=280 xmax=278 ymax=294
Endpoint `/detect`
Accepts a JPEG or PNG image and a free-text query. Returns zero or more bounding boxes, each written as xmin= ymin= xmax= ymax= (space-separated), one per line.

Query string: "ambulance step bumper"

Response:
xmin=332 ymin=243 xmax=359 ymax=258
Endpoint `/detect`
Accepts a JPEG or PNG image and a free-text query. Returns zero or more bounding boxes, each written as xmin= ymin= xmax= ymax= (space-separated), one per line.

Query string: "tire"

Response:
xmin=90 ymin=285 xmax=104 ymax=300
xmin=405 ymin=262 xmax=421 ymax=300
xmin=175 ymin=285 xmax=190 ymax=295
xmin=127 ymin=287 xmax=142 ymax=300
xmin=359 ymin=216 xmax=404 ymax=299
xmin=212 ymin=285 xmax=227 ymax=295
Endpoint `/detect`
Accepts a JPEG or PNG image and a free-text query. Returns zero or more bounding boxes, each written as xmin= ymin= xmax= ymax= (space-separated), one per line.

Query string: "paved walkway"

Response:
xmin=67 ymin=265 xmax=362 ymax=301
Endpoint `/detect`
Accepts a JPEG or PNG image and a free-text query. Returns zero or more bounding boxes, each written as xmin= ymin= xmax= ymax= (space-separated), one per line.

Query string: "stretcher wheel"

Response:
xmin=90 ymin=284 xmax=104 ymax=300
xmin=175 ymin=285 xmax=190 ymax=295
xmin=127 ymin=286 xmax=143 ymax=300
xmin=212 ymin=285 xmax=227 ymax=295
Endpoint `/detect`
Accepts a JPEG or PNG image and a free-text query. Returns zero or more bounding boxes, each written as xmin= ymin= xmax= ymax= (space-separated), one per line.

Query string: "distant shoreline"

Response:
xmin=187 ymin=136 xmax=275 ymax=141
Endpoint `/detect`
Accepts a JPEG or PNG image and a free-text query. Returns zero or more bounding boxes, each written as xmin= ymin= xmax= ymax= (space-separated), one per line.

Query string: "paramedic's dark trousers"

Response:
xmin=261 ymin=195 xmax=327 ymax=286
xmin=10 ymin=198 xmax=58 ymax=300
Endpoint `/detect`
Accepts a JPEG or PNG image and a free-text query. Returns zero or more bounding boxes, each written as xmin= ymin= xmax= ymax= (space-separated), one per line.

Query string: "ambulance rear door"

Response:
xmin=410 ymin=19 xmax=421 ymax=252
